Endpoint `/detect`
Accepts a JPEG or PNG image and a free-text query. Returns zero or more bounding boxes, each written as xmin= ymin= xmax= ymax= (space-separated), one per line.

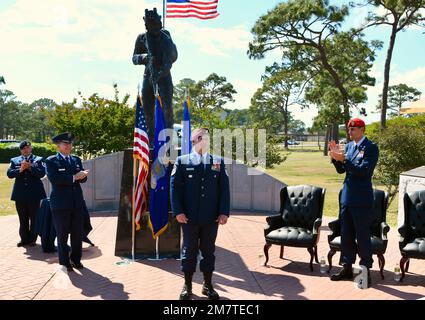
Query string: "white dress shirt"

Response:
xmin=354 ymin=136 xmax=366 ymax=148
xmin=192 ymin=150 xmax=209 ymax=167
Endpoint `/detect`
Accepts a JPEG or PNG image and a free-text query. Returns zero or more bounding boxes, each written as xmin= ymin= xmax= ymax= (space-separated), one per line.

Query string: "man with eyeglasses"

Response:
xmin=7 ymin=140 xmax=46 ymax=247
xmin=45 ymin=132 xmax=89 ymax=272
xmin=170 ymin=127 xmax=230 ymax=300
xmin=328 ymin=118 xmax=379 ymax=288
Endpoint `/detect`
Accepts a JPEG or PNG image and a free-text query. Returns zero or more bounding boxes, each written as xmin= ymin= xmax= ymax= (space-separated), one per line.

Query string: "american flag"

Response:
xmin=166 ymin=0 xmax=219 ymax=20
xmin=133 ymin=95 xmax=150 ymax=231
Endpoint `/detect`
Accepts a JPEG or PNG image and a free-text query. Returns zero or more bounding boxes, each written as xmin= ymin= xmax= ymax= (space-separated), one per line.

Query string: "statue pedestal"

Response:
xmin=114 ymin=149 xmax=181 ymax=259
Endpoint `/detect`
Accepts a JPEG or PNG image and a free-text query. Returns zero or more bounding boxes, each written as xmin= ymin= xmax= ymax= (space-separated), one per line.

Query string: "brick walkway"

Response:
xmin=0 ymin=212 xmax=424 ymax=300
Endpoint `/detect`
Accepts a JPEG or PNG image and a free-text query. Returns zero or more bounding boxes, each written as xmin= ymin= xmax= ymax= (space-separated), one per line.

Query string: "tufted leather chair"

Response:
xmin=264 ymin=185 xmax=326 ymax=271
xmin=327 ymin=189 xmax=390 ymax=279
xmin=398 ymin=190 xmax=425 ymax=281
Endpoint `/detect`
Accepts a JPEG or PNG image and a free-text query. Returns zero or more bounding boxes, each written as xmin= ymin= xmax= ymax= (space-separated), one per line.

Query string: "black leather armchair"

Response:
xmin=264 ymin=185 xmax=326 ymax=271
xmin=398 ymin=190 xmax=425 ymax=281
xmin=327 ymin=189 xmax=390 ymax=279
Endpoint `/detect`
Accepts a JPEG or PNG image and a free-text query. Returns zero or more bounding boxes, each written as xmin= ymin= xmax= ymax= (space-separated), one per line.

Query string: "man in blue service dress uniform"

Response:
xmin=45 ymin=133 xmax=89 ymax=272
xmin=171 ymin=128 xmax=230 ymax=300
xmin=7 ymin=140 xmax=46 ymax=247
xmin=328 ymin=118 xmax=379 ymax=288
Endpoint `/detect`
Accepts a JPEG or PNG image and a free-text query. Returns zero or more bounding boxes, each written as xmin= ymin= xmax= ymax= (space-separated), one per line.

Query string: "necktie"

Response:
xmin=65 ymin=156 xmax=71 ymax=166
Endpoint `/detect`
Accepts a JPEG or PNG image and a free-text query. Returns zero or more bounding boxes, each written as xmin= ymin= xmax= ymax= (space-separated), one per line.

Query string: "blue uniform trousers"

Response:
xmin=340 ymin=205 xmax=373 ymax=268
xmin=52 ymin=206 xmax=84 ymax=266
xmin=181 ymin=222 xmax=219 ymax=273
xmin=16 ymin=200 xmax=40 ymax=244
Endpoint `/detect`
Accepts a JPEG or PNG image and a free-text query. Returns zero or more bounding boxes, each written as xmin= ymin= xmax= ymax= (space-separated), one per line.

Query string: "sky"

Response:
xmin=0 ymin=0 xmax=424 ymax=128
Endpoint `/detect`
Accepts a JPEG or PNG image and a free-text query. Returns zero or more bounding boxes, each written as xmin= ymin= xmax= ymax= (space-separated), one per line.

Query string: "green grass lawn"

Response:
xmin=0 ymin=163 xmax=16 ymax=216
xmin=266 ymin=149 xmax=399 ymax=227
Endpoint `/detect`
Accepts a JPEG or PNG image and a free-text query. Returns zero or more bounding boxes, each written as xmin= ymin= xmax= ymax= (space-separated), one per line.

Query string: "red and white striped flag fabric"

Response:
xmin=166 ymin=0 xmax=220 ymax=20
xmin=133 ymin=95 xmax=150 ymax=231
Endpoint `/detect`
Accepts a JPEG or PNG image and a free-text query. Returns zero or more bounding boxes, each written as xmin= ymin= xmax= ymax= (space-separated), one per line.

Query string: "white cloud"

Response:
xmin=358 ymin=65 xmax=425 ymax=123
xmin=0 ymin=0 xmax=253 ymax=61
xmin=0 ymin=0 xmax=156 ymax=61
xmin=390 ymin=66 xmax=425 ymax=91
xmin=229 ymin=79 xmax=260 ymax=109
xmin=167 ymin=20 xmax=252 ymax=57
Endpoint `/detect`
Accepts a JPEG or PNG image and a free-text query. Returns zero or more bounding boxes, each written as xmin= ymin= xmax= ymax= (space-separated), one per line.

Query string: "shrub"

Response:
xmin=368 ymin=121 xmax=425 ymax=205
xmin=0 ymin=143 xmax=57 ymax=163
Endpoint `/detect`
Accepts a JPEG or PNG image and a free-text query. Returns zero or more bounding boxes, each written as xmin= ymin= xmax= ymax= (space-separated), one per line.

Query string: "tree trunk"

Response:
xmin=343 ymin=103 xmax=350 ymax=141
xmin=283 ymin=101 xmax=289 ymax=150
xmin=318 ymin=45 xmax=351 ymax=138
xmin=324 ymin=126 xmax=330 ymax=156
xmin=317 ymin=132 xmax=321 ymax=151
xmin=331 ymin=121 xmax=339 ymax=142
xmin=0 ymin=98 xmax=4 ymax=140
xmin=381 ymin=23 xmax=398 ymax=130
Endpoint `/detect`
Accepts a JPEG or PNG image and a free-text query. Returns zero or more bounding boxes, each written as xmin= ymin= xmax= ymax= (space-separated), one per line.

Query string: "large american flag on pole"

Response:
xmin=166 ymin=0 xmax=219 ymax=20
xmin=133 ymin=95 xmax=150 ymax=231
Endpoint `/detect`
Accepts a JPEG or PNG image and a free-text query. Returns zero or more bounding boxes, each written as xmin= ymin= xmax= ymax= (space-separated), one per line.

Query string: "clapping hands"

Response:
xmin=19 ymin=160 xmax=31 ymax=172
xmin=329 ymin=140 xmax=345 ymax=162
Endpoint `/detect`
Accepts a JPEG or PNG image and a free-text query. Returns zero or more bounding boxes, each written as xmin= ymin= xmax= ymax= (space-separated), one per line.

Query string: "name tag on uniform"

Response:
xmin=58 ymin=168 xmax=66 ymax=172
xmin=186 ymin=167 xmax=195 ymax=171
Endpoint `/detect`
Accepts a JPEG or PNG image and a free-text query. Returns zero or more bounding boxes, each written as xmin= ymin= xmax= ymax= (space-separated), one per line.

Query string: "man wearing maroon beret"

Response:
xmin=328 ymin=118 xmax=379 ymax=288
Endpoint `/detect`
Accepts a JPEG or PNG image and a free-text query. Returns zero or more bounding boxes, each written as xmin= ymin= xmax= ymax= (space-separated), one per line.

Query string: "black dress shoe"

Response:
xmin=64 ymin=265 xmax=74 ymax=272
xmin=330 ymin=264 xmax=354 ymax=281
xmin=179 ymin=284 xmax=192 ymax=300
xmin=70 ymin=261 xmax=84 ymax=269
xmin=202 ymin=283 xmax=220 ymax=300
xmin=17 ymin=242 xmax=26 ymax=247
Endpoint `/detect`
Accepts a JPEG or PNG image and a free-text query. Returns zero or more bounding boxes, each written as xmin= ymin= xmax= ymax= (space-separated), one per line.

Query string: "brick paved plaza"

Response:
xmin=1 ymin=212 xmax=424 ymax=300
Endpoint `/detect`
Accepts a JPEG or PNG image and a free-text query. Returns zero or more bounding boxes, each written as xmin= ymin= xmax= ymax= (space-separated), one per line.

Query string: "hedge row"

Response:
xmin=0 ymin=143 xmax=57 ymax=163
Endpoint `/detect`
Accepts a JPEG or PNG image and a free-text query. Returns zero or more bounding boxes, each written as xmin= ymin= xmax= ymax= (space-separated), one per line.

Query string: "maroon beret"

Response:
xmin=347 ymin=118 xmax=365 ymax=128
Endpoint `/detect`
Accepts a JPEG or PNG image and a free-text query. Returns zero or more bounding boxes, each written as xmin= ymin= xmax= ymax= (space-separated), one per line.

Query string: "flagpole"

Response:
xmin=163 ymin=0 xmax=166 ymax=29
xmin=131 ymin=156 xmax=137 ymax=261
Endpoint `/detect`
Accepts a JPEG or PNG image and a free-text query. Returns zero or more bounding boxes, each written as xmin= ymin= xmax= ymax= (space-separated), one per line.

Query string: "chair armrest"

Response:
xmin=380 ymin=222 xmax=390 ymax=241
xmin=312 ymin=218 xmax=322 ymax=235
xmin=328 ymin=219 xmax=341 ymax=237
xmin=398 ymin=224 xmax=412 ymax=248
xmin=264 ymin=214 xmax=283 ymax=236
